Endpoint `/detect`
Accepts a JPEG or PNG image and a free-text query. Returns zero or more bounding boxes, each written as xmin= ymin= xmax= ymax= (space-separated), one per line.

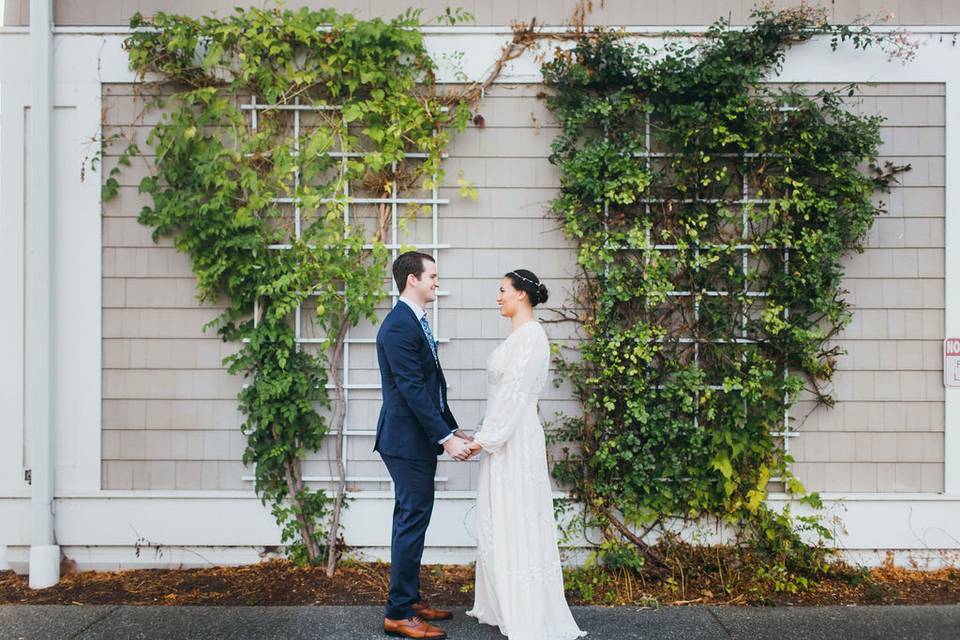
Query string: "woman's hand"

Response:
xmin=467 ymin=441 xmax=482 ymax=457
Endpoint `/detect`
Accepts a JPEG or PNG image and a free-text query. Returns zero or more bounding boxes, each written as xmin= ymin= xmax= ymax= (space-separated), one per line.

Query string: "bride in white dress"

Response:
xmin=465 ymin=269 xmax=586 ymax=640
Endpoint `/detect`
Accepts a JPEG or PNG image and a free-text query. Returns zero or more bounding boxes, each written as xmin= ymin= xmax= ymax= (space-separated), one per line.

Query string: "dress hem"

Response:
xmin=465 ymin=609 xmax=588 ymax=640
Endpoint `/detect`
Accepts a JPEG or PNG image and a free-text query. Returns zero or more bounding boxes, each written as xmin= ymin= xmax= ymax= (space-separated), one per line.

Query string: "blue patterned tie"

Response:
xmin=419 ymin=313 xmax=444 ymax=411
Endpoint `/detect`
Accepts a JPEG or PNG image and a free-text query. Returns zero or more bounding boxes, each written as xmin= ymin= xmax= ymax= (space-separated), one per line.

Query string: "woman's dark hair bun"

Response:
xmin=505 ymin=269 xmax=548 ymax=307
xmin=536 ymin=282 xmax=549 ymax=306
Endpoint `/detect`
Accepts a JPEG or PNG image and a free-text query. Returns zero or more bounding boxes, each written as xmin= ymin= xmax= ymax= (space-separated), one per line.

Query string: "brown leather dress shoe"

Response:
xmin=412 ymin=600 xmax=454 ymax=621
xmin=383 ymin=616 xmax=447 ymax=639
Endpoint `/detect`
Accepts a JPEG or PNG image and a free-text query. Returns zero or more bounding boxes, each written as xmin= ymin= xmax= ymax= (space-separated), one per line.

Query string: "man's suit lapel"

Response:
xmin=395 ymin=301 xmax=439 ymax=370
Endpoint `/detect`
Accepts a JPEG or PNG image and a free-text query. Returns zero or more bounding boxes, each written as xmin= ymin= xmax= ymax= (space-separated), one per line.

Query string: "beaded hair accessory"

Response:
xmin=507 ymin=271 xmax=540 ymax=287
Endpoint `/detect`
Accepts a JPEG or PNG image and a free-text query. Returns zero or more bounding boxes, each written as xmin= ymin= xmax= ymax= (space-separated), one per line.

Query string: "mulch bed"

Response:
xmin=0 ymin=562 xmax=472 ymax=607
xmin=777 ymin=562 xmax=960 ymax=606
xmin=1 ymin=559 xmax=958 ymax=607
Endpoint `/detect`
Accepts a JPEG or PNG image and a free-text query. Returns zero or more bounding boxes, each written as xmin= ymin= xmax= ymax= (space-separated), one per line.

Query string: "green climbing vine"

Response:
xmin=112 ymin=6 xmax=471 ymax=572
xmin=542 ymin=5 xmax=910 ymax=587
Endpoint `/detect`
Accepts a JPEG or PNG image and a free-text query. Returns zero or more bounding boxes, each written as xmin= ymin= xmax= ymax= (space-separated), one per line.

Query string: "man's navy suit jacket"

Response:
xmin=374 ymin=301 xmax=459 ymax=461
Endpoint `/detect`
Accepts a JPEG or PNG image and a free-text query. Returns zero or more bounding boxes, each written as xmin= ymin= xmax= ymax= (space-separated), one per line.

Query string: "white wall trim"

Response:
xmin=0 ymin=490 xmax=957 ymax=502
xmin=0 ymin=54 xmax=29 ymax=498
xmin=4 ymin=25 xmax=960 ymax=36
xmin=1 ymin=495 xmax=958 ymax=572
xmin=944 ymin=83 xmax=960 ymax=495
xmin=3 ymin=30 xmax=960 ymax=85
xmin=0 ymin=32 xmax=103 ymax=500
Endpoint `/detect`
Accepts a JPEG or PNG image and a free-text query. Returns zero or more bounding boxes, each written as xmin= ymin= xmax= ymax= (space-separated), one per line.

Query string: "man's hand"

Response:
xmin=443 ymin=435 xmax=472 ymax=461
xmin=453 ymin=429 xmax=474 ymax=442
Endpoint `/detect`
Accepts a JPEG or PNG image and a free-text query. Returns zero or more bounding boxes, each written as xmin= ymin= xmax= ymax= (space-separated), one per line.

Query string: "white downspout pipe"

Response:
xmin=27 ymin=0 xmax=59 ymax=589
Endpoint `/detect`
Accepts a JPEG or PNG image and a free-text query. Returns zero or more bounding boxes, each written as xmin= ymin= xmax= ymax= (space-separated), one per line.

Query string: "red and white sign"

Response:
xmin=946 ymin=338 xmax=960 ymax=387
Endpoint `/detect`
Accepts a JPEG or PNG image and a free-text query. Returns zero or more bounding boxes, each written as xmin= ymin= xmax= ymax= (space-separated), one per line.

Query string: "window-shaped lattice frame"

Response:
xmin=614 ymin=110 xmax=797 ymax=483
xmin=241 ymin=96 xmax=452 ymax=490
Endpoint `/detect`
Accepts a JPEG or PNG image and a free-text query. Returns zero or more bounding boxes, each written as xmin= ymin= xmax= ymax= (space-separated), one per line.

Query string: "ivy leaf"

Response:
xmin=711 ymin=455 xmax=733 ymax=479
xmin=341 ymin=103 xmax=363 ymax=123
xmin=363 ymin=127 xmax=385 ymax=144
xmin=745 ymin=488 xmax=765 ymax=513
xmin=202 ymin=42 xmax=224 ymax=71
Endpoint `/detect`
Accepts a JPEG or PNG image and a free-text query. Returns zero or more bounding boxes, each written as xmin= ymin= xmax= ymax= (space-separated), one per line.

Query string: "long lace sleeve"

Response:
xmin=474 ymin=325 xmax=549 ymax=454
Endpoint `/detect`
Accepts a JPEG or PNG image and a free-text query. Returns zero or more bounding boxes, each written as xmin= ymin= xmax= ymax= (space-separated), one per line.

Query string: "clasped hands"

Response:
xmin=443 ymin=430 xmax=482 ymax=461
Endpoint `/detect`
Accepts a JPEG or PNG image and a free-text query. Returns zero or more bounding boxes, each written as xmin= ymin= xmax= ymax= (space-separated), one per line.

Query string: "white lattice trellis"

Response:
xmin=614 ymin=110 xmax=798 ymax=482
xmin=241 ymin=96 xmax=452 ymax=488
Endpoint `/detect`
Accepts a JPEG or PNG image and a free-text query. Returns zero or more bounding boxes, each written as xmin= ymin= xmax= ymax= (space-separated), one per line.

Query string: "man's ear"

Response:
xmin=407 ymin=272 xmax=418 ymax=290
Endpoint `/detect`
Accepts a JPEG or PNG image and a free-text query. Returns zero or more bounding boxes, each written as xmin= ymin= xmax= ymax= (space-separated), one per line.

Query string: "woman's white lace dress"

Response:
xmin=466 ymin=321 xmax=586 ymax=640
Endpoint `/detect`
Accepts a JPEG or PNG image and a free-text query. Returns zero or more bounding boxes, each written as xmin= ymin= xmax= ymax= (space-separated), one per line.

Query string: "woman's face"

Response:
xmin=496 ymin=277 xmax=527 ymax=317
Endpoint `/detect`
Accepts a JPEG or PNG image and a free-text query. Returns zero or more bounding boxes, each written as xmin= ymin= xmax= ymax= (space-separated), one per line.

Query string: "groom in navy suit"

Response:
xmin=376 ymin=251 xmax=473 ymax=639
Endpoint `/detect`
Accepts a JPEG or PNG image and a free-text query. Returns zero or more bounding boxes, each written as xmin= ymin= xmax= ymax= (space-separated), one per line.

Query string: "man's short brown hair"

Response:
xmin=392 ymin=251 xmax=435 ymax=294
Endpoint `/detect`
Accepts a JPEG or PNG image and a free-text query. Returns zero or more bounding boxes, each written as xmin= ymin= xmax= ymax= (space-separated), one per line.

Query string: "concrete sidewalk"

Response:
xmin=0 ymin=605 xmax=958 ymax=639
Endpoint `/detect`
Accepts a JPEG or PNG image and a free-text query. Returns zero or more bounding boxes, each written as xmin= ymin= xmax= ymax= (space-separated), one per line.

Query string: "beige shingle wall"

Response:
xmin=100 ymin=78 xmax=945 ymax=494
xmin=6 ymin=0 xmax=960 ymax=27
xmin=101 ymin=85 xmax=246 ymax=490
xmin=791 ymin=84 xmax=946 ymax=493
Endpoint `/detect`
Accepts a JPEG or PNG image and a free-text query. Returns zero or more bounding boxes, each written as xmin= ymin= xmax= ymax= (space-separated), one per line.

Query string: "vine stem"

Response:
xmin=456 ymin=19 xmax=541 ymax=105
xmin=605 ymin=509 xmax=669 ymax=568
xmin=325 ymin=178 xmax=392 ymax=576
xmin=326 ymin=307 xmax=350 ymax=576
xmin=284 ymin=456 xmax=321 ymax=561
